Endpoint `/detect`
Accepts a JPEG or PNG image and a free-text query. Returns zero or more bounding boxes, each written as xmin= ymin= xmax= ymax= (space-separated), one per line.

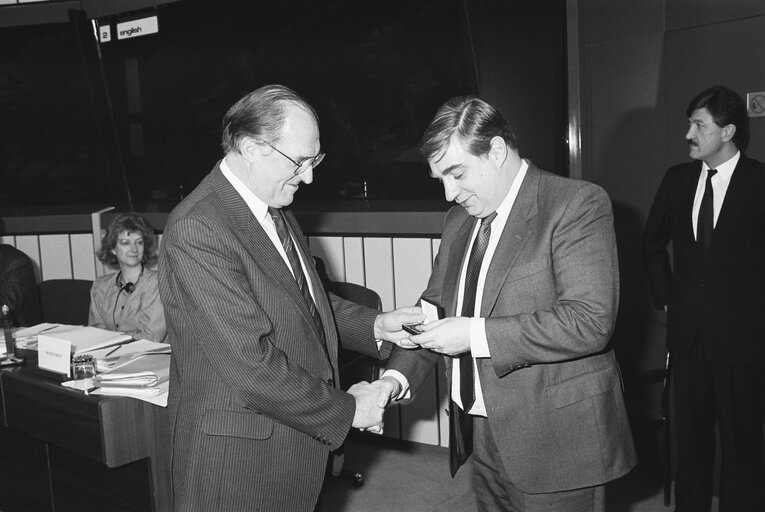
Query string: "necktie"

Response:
xmin=450 ymin=211 xmax=496 ymax=476
xmin=269 ymin=208 xmax=327 ymax=349
xmin=459 ymin=211 xmax=497 ymax=411
xmin=697 ymin=169 xmax=717 ymax=252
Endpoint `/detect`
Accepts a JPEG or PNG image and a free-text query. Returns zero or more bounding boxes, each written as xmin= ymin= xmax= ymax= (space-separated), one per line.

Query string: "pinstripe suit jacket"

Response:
xmin=389 ymin=164 xmax=636 ymax=493
xmin=158 ymin=163 xmax=389 ymax=511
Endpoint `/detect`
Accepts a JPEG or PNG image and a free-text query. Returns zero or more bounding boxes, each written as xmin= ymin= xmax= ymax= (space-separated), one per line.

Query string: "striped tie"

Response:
xmin=269 ymin=208 xmax=327 ymax=349
xmin=459 ymin=211 xmax=497 ymax=411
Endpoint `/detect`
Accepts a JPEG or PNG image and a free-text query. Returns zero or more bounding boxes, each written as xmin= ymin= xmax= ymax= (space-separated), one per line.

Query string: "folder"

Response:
xmin=39 ymin=326 xmax=132 ymax=355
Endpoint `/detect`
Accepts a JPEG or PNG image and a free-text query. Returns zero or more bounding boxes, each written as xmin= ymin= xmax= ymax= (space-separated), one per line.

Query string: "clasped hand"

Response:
xmin=348 ymin=377 xmax=400 ymax=435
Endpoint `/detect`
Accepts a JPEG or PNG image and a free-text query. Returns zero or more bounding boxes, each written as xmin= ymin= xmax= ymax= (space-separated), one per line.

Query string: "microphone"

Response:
xmin=115 ymin=272 xmax=136 ymax=294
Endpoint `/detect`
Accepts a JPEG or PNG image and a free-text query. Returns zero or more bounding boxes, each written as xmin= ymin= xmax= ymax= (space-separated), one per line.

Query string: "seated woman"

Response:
xmin=89 ymin=213 xmax=167 ymax=342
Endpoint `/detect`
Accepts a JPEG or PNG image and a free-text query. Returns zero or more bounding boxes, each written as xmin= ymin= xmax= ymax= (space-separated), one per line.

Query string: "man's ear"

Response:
xmin=240 ymin=137 xmax=264 ymax=162
xmin=489 ymin=136 xmax=507 ymax=164
xmin=722 ymin=124 xmax=736 ymax=143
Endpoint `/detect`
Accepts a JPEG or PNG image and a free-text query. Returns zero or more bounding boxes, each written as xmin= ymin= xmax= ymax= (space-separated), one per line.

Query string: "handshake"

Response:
xmin=348 ymin=376 xmax=401 ymax=435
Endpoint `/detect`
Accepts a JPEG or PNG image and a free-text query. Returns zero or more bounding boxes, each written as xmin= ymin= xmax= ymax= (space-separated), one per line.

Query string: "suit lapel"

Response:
xmin=209 ymin=168 xmax=322 ymax=345
xmin=442 ymin=216 xmax=477 ymax=317
xmin=684 ymin=163 xmax=702 ymax=247
xmin=480 ymin=164 xmax=539 ymax=316
xmin=284 ymin=210 xmax=339 ymax=367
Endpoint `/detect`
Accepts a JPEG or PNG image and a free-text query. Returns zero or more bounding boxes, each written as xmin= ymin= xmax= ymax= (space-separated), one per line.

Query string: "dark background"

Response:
xmin=0 ymin=0 xmax=566 ymax=214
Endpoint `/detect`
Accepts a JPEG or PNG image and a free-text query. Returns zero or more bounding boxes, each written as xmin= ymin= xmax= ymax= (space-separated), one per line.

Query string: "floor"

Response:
xmin=316 ymin=432 xmax=720 ymax=512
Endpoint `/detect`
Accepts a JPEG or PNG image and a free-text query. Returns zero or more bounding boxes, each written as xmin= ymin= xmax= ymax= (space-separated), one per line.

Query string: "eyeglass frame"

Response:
xmin=264 ymin=142 xmax=325 ymax=176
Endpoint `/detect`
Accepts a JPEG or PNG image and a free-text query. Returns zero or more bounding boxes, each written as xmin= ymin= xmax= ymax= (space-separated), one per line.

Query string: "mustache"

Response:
xmin=686 ymin=139 xmax=698 ymax=147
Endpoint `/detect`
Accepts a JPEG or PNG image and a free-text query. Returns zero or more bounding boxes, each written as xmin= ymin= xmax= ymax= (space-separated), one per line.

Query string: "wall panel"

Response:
xmin=308 ymin=236 xmax=345 ymax=282
xmin=342 ymin=237 xmax=365 ymax=286
xmin=14 ymin=235 xmax=41 ymax=283
xmin=71 ymin=234 xmax=97 ymax=281
xmin=392 ymin=238 xmax=440 ymax=445
xmin=39 ymin=234 xmax=72 ymax=280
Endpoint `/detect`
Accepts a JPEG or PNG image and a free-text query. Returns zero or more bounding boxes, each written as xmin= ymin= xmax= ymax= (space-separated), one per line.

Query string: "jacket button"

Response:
xmin=326 ymin=378 xmax=335 ymax=387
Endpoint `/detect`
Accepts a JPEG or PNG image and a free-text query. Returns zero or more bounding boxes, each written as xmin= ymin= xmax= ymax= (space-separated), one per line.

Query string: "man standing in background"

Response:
xmin=643 ymin=85 xmax=765 ymax=511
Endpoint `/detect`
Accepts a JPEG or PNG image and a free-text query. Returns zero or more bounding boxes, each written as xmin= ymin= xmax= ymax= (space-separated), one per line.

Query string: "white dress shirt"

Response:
xmin=691 ymin=151 xmax=739 ymax=239
xmin=452 ymin=159 xmax=528 ymax=416
xmin=219 ymin=159 xmax=317 ymax=300
xmin=383 ymin=160 xmax=529 ymax=413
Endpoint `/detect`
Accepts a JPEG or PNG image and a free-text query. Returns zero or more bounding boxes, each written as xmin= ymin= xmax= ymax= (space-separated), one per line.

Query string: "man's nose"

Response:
xmin=443 ymin=177 xmax=459 ymax=202
xmin=299 ymin=167 xmax=314 ymax=185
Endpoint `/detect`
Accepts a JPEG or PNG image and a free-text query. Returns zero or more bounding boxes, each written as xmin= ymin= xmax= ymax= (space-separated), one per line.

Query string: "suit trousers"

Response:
xmin=673 ymin=343 xmax=765 ymax=512
xmin=472 ymin=416 xmax=605 ymax=512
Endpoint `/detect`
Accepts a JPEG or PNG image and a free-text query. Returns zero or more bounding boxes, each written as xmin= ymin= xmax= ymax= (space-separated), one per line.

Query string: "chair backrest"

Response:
xmin=329 ymin=281 xmax=382 ymax=311
xmin=38 ymin=279 xmax=93 ymax=325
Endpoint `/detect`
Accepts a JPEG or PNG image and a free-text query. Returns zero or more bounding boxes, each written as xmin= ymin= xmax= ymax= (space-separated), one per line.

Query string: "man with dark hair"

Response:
xmin=159 ymin=84 xmax=421 ymax=511
xmin=377 ymin=95 xmax=636 ymax=511
xmin=643 ymin=85 xmax=765 ymax=511
xmin=0 ymin=243 xmax=41 ymax=327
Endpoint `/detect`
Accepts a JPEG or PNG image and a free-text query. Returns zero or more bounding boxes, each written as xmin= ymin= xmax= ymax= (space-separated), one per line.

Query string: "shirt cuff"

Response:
xmin=470 ymin=317 xmax=491 ymax=358
xmin=380 ymin=369 xmax=410 ymax=400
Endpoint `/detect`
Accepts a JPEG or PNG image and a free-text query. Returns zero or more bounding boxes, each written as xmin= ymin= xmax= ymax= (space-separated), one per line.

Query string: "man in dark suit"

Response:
xmin=158 ymin=84 xmax=422 ymax=511
xmin=378 ymin=96 xmax=636 ymax=511
xmin=0 ymin=243 xmax=42 ymax=326
xmin=643 ymin=85 xmax=765 ymax=512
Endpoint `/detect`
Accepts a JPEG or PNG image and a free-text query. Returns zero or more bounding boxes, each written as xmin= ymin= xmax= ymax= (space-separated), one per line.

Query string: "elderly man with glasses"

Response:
xmin=159 ymin=84 xmax=422 ymax=511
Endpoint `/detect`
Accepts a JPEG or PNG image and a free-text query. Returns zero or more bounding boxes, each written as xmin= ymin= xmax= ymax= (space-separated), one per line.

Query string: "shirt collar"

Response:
xmin=494 ymin=159 xmax=528 ymax=222
xmin=702 ymin=150 xmax=740 ymax=180
xmin=219 ymin=158 xmax=271 ymax=224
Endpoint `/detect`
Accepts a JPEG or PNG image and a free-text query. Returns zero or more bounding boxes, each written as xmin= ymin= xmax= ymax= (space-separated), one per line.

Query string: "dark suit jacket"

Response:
xmin=389 ymin=164 xmax=636 ymax=493
xmin=642 ymin=154 xmax=765 ymax=363
xmin=0 ymin=244 xmax=42 ymax=327
xmin=158 ymin=164 xmax=390 ymax=511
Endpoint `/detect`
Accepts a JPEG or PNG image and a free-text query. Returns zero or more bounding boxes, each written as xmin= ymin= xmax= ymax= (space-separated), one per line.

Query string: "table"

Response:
xmin=0 ymin=366 xmax=171 ymax=511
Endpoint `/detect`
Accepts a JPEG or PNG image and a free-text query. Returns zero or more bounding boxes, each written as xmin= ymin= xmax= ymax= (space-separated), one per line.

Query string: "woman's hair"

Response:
xmin=96 ymin=213 xmax=158 ymax=268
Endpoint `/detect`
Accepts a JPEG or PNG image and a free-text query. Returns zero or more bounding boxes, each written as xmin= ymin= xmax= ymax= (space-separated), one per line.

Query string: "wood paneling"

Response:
xmin=39 ymin=234 xmax=72 ymax=280
xmin=309 ymin=236 xmax=346 ymax=282
xmin=343 ymin=237 xmax=365 ymax=285
xmin=71 ymin=233 xmax=97 ymax=280
xmin=14 ymin=235 xmax=41 ymax=283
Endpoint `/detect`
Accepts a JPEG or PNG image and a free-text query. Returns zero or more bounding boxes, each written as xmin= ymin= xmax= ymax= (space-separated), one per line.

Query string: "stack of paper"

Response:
xmin=12 ymin=323 xmax=80 ymax=352
xmin=90 ymin=350 xmax=170 ymax=407
xmin=39 ymin=326 xmax=132 ymax=354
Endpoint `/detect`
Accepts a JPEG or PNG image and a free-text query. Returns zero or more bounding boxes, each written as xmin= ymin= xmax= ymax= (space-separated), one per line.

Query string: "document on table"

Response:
xmin=89 ymin=346 xmax=171 ymax=407
xmin=12 ymin=323 xmax=81 ymax=352
xmin=89 ymin=339 xmax=171 ymax=372
xmin=39 ymin=326 xmax=132 ymax=354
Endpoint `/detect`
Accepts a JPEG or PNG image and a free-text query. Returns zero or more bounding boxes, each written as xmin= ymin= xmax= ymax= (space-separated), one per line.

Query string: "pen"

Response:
xmin=105 ymin=345 xmax=122 ymax=358
xmin=38 ymin=324 xmax=59 ymax=334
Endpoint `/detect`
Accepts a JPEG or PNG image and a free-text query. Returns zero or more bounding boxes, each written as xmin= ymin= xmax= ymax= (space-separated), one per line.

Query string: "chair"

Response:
xmin=38 ymin=279 xmax=93 ymax=325
xmin=330 ymin=281 xmax=383 ymax=385
xmin=327 ymin=280 xmax=383 ymax=487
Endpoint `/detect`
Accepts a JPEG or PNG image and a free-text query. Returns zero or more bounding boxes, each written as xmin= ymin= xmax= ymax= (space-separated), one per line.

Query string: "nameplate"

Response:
xmin=38 ymin=335 xmax=72 ymax=377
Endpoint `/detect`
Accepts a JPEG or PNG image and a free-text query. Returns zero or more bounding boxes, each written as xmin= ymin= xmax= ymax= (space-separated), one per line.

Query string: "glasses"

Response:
xmin=266 ymin=143 xmax=325 ymax=176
